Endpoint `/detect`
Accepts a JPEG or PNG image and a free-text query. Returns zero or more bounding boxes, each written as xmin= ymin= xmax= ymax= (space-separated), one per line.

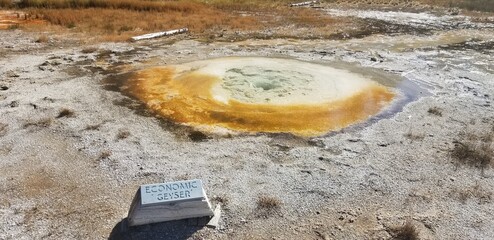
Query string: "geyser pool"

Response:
xmin=124 ymin=57 xmax=396 ymax=137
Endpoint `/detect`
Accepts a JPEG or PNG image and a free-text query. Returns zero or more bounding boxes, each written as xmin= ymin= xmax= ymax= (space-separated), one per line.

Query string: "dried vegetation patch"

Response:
xmin=427 ymin=106 xmax=442 ymax=116
xmin=404 ymin=131 xmax=425 ymax=141
xmin=23 ymin=117 xmax=53 ymax=128
xmin=1 ymin=0 xmax=336 ymax=41
xmin=451 ymin=128 xmax=493 ymax=172
xmin=256 ymin=195 xmax=282 ymax=218
xmin=450 ymin=183 xmax=492 ymax=204
xmin=0 ymin=122 xmax=7 ymax=136
xmin=35 ymin=34 xmax=48 ymax=43
xmin=391 ymin=221 xmax=420 ymax=240
xmin=116 ymin=129 xmax=130 ymax=140
xmin=56 ymin=108 xmax=75 ymax=118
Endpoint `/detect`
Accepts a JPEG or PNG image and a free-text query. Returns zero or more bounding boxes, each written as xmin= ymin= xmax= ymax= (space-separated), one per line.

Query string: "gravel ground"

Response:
xmin=0 ymin=7 xmax=493 ymax=240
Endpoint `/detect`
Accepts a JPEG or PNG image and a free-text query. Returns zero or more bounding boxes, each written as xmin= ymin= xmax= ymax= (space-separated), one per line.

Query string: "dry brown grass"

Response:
xmin=404 ymin=131 xmax=425 ymax=141
xmin=451 ymin=126 xmax=493 ymax=175
xmin=427 ymin=107 xmax=442 ymax=116
xmin=35 ymin=34 xmax=48 ymax=43
xmin=28 ymin=7 xmax=259 ymax=41
xmin=257 ymin=196 xmax=281 ymax=208
xmin=451 ymin=141 xmax=492 ymax=170
xmin=3 ymin=0 xmax=336 ymax=42
xmin=81 ymin=47 xmax=98 ymax=53
xmin=23 ymin=117 xmax=53 ymax=128
xmin=450 ymin=183 xmax=492 ymax=204
xmin=391 ymin=221 xmax=419 ymax=240
xmin=19 ymin=0 xmax=204 ymax=12
xmin=84 ymin=124 xmax=101 ymax=130
xmin=13 ymin=0 xmax=490 ymax=43
xmin=0 ymin=123 xmax=7 ymax=136
xmin=0 ymin=0 xmax=13 ymax=7
xmin=256 ymin=195 xmax=282 ymax=218
xmin=116 ymin=129 xmax=130 ymax=140
xmin=56 ymin=108 xmax=75 ymax=118
xmin=212 ymin=195 xmax=230 ymax=206
xmin=99 ymin=150 xmax=112 ymax=159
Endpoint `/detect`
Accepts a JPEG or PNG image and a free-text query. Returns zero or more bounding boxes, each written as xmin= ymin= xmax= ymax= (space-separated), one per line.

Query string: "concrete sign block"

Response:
xmin=128 ymin=179 xmax=213 ymax=226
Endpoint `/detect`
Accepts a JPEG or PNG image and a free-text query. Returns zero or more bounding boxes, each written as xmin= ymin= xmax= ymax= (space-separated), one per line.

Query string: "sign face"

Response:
xmin=140 ymin=179 xmax=205 ymax=205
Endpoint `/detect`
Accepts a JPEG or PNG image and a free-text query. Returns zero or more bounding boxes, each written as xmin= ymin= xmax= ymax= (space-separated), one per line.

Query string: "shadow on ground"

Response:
xmin=108 ymin=217 xmax=210 ymax=240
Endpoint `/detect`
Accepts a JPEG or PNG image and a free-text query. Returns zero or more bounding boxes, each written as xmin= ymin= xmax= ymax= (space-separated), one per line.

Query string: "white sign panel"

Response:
xmin=140 ymin=179 xmax=205 ymax=205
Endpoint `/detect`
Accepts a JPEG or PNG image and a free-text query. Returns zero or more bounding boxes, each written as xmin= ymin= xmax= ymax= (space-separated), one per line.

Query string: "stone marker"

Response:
xmin=127 ymin=179 xmax=214 ymax=226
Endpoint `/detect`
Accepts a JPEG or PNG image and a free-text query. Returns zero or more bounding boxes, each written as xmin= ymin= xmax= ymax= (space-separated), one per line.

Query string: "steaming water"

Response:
xmin=126 ymin=57 xmax=396 ymax=136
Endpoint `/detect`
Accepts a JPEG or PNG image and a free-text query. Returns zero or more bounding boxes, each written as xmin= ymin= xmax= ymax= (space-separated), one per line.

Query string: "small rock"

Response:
xmin=370 ymin=57 xmax=378 ymax=62
xmin=206 ymin=204 xmax=222 ymax=229
xmin=9 ymin=101 xmax=18 ymax=108
xmin=0 ymin=86 xmax=8 ymax=90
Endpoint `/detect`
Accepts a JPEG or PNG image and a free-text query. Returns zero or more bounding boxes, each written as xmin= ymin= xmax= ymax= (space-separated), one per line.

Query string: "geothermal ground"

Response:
xmin=1 ymin=3 xmax=494 ymax=240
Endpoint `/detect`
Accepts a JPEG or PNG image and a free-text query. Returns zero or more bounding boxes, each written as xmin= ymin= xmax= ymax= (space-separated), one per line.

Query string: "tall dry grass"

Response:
xmin=0 ymin=0 xmax=13 ymax=7
xmin=28 ymin=7 xmax=260 ymax=41
xmin=19 ymin=0 xmax=337 ymax=41
xmin=3 ymin=0 xmax=338 ymax=41
xmin=18 ymin=0 xmax=203 ymax=12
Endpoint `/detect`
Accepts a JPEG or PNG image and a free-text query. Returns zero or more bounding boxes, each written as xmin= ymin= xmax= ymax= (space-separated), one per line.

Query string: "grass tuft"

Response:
xmin=85 ymin=123 xmax=101 ymax=130
xmin=212 ymin=195 xmax=230 ymax=206
xmin=0 ymin=123 xmax=7 ymax=136
xmin=404 ymin=131 xmax=425 ymax=141
xmin=56 ymin=108 xmax=75 ymax=118
xmin=451 ymin=142 xmax=492 ymax=170
xmin=99 ymin=150 xmax=111 ymax=160
xmin=256 ymin=195 xmax=282 ymax=218
xmin=35 ymin=34 xmax=48 ymax=43
xmin=427 ymin=107 xmax=442 ymax=116
xmin=81 ymin=47 xmax=98 ymax=54
xmin=23 ymin=118 xmax=53 ymax=128
xmin=392 ymin=221 xmax=419 ymax=240
xmin=116 ymin=129 xmax=130 ymax=140
xmin=451 ymin=183 xmax=492 ymax=204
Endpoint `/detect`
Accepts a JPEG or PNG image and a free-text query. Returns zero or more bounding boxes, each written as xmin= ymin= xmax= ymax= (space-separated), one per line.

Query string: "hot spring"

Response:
xmin=123 ymin=57 xmax=398 ymax=137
